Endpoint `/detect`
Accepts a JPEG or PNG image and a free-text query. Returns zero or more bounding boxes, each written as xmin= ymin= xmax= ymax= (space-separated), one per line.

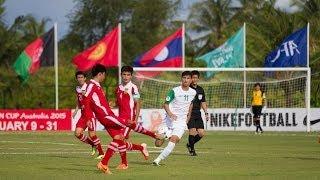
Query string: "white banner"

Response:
xmin=72 ymin=108 xmax=320 ymax=132
xmin=206 ymin=108 xmax=320 ymax=131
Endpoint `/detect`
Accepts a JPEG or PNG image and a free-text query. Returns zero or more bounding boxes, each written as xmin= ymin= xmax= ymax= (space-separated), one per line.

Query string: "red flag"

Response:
xmin=72 ymin=26 xmax=119 ymax=71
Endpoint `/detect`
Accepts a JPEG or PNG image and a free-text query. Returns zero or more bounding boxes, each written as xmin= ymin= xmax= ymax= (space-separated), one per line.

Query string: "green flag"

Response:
xmin=196 ymin=26 xmax=245 ymax=77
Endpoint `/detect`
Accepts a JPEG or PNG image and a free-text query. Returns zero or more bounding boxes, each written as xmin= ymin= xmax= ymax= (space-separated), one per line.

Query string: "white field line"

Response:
xmin=0 ymin=141 xmax=77 ymax=146
xmin=0 ymin=151 xmax=209 ymax=155
xmin=0 ymin=147 xmax=164 ymax=151
xmin=0 ymin=141 xmax=165 ymax=149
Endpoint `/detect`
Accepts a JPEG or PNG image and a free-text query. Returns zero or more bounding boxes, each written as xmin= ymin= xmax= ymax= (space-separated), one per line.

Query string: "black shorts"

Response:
xmin=252 ymin=105 xmax=263 ymax=118
xmin=187 ymin=117 xmax=204 ymax=129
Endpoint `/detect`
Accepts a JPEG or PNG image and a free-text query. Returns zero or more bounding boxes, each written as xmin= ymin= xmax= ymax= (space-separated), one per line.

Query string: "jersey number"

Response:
xmin=184 ymin=95 xmax=188 ymax=101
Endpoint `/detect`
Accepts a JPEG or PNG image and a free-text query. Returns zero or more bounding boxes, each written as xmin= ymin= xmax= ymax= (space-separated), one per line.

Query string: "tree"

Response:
xmin=66 ymin=0 xmax=132 ymax=48
xmin=292 ymin=0 xmax=320 ymax=106
xmin=188 ymin=0 xmax=236 ymax=56
xmin=123 ymin=0 xmax=180 ymax=65
xmin=65 ymin=0 xmax=181 ymax=65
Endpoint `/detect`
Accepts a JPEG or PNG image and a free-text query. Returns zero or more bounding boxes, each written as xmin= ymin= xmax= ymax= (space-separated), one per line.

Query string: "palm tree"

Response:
xmin=292 ymin=0 xmax=320 ymax=106
xmin=188 ymin=0 xmax=236 ymax=56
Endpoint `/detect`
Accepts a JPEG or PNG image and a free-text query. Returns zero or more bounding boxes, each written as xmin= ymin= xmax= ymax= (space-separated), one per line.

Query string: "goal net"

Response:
xmin=132 ymin=67 xmax=311 ymax=131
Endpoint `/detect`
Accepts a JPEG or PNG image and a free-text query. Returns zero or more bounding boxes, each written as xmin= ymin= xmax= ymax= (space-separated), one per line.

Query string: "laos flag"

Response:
xmin=133 ymin=28 xmax=183 ymax=67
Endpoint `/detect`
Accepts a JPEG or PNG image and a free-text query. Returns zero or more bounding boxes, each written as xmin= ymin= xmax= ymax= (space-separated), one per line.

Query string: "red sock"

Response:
xmin=126 ymin=142 xmax=143 ymax=151
xmin=76 ymin=133 xmax=94 ymax=146
xmin=132 ymin=143 xmax=143 ymax=151
xmin=131 ymin=123 xmax=156 ymax=138
xmin=91 ymin=135 xmax=104 ymax=155
xmin=101 ymin=140 xmax=118 ymax=166
xmin=117 ymin=140 xmax=127 ymax=165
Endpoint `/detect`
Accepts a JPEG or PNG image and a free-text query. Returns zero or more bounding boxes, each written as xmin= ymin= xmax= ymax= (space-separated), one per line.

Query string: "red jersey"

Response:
xmin=76 ymin=83 xmax=95 ymax=120
xmin=75 ymin=83 xmax=87 ymax=108
xmin=83 ymin=79 xmax=118 ymax=122
xmin=116 ymin=81 xmax=140 ymax=120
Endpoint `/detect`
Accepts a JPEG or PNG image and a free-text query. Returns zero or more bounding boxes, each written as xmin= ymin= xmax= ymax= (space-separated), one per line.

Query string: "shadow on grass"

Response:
xmin=283 ymin=156 xmax=320 ymax=161
xmin=46 ymin=155 xmax=81 ymax=159
xmin=43 ymin=167 xmax=93 ymax=172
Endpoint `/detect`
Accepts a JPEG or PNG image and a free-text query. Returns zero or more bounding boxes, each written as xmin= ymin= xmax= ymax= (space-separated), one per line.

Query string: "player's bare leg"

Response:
xmin=153 ymin=135 xmax=180 ymax=166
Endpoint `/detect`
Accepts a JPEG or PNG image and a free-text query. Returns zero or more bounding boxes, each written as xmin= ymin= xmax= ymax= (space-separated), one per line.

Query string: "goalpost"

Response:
xmin=132 ymin=67 xmax=311 ymax=132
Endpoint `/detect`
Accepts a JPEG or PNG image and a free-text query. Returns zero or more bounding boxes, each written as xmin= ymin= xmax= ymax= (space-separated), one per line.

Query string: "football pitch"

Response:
xmin=0 ymin=131 xmax=319 ymax=180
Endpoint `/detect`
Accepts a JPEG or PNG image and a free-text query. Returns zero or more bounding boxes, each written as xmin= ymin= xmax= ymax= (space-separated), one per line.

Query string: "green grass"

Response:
xmin=0 ymin=131 xmax=319 ymax=180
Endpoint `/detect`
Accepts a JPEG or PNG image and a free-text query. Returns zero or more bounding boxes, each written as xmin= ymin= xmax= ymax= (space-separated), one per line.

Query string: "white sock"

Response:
xmin=156 ymin=141 xmax=176 ymax=162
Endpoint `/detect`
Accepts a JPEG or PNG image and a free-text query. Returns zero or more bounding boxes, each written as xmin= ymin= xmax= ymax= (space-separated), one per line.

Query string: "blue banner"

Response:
xmin=265 ymin=26 xmax=307 ymax=67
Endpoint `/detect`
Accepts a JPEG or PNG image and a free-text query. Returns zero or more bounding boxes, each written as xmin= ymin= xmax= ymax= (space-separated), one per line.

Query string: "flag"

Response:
xmin=264 ymin=26 xmax=307 ymax=67
xmin=13 ymin=28 xmax=54 ymax=82
xmin=196 ymin=27 xmax=244 ymax=77
xmin=73 ymin=26 xmax=119 ymax=71
xmin=133 ymin=28 xmax=183 ymax=67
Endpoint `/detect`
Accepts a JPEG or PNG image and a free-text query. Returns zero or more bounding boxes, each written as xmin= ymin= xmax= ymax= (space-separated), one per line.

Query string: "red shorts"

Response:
xmin=106 ymin=127 xmax=123 ymax=138
xmin=118 ymin=115 xmax=132 ymax=139
xmin=76 ymin=117 xmax=96 ymax=131
xmin=98 ymin=115 xmax=130 ymax=138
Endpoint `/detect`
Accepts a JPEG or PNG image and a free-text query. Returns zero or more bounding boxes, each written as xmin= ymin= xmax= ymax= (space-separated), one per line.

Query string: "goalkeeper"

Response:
xmin=251 ymin=83 xmax=266 ymax=134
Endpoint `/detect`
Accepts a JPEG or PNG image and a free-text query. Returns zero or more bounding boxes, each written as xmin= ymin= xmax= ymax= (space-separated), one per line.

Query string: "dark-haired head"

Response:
xmin=254 ymin=83 xmax=262 ymax=91
xmin=181 ymin=71 xmax=192 ymax=77
xmin=254 ymin=83 xmax=261 ymax=87
xmin=75 ymin=71 xmax=86 ymax=86
xmin=121 ymin=66 xmax=133 ymax=75
xmin=75 ymin=71 xmax=86 ymax=78
xmin=191 ymin=70 xmax=200 ymax=78
xmin=181 ymin=71 xmax=192 ymax=88
xmin=91 ymin=64 xmax=106 ymax=77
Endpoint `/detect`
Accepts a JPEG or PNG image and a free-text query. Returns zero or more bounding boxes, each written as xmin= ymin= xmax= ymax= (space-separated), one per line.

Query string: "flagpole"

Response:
xmin=307 ymin=22 xmax=309 ymax=67
xmin=118 ymin=23 xmax=122 ymax=85
xmin=182 ymin=23 xmax=185 ymax=68
xmin=243 ymin=23 xmax=247 ymax=108
xmin=54 ymin=22 xmax=58 ymax=110
xmin=306 ymin=22 xmax=310 ymax=132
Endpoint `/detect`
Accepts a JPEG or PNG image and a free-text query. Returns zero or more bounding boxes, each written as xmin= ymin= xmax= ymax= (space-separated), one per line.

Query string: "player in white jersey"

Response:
xmin=153 ymin=71 xmax=196 ymax=166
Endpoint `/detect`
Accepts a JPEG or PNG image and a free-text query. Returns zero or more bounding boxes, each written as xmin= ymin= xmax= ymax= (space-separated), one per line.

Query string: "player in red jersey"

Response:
xmin=116 ymin=66 xmax=149 ymax=161
xmin=82 ymin=64 xmax=161 ymax=174
xmin=73 ymin=71 xmax=104 ymax=159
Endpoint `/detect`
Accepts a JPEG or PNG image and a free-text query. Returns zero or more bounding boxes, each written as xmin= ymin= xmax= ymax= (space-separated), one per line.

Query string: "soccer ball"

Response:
xmin=155 ymin=138 xmax=165 ymax=147
xmin=154 ymin=125 xmax=171 ymax=147
xmin=157 ymin=125 xmax=171 ymax=140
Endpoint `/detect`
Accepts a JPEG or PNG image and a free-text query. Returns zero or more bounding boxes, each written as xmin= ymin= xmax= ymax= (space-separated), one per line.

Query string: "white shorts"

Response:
xmin=159 ymin=115 xmax=187 ymax=139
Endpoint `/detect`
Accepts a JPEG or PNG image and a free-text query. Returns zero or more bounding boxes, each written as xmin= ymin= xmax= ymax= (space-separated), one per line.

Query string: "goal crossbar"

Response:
xmin=133 ymin=67 xmax=310 ymax=72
